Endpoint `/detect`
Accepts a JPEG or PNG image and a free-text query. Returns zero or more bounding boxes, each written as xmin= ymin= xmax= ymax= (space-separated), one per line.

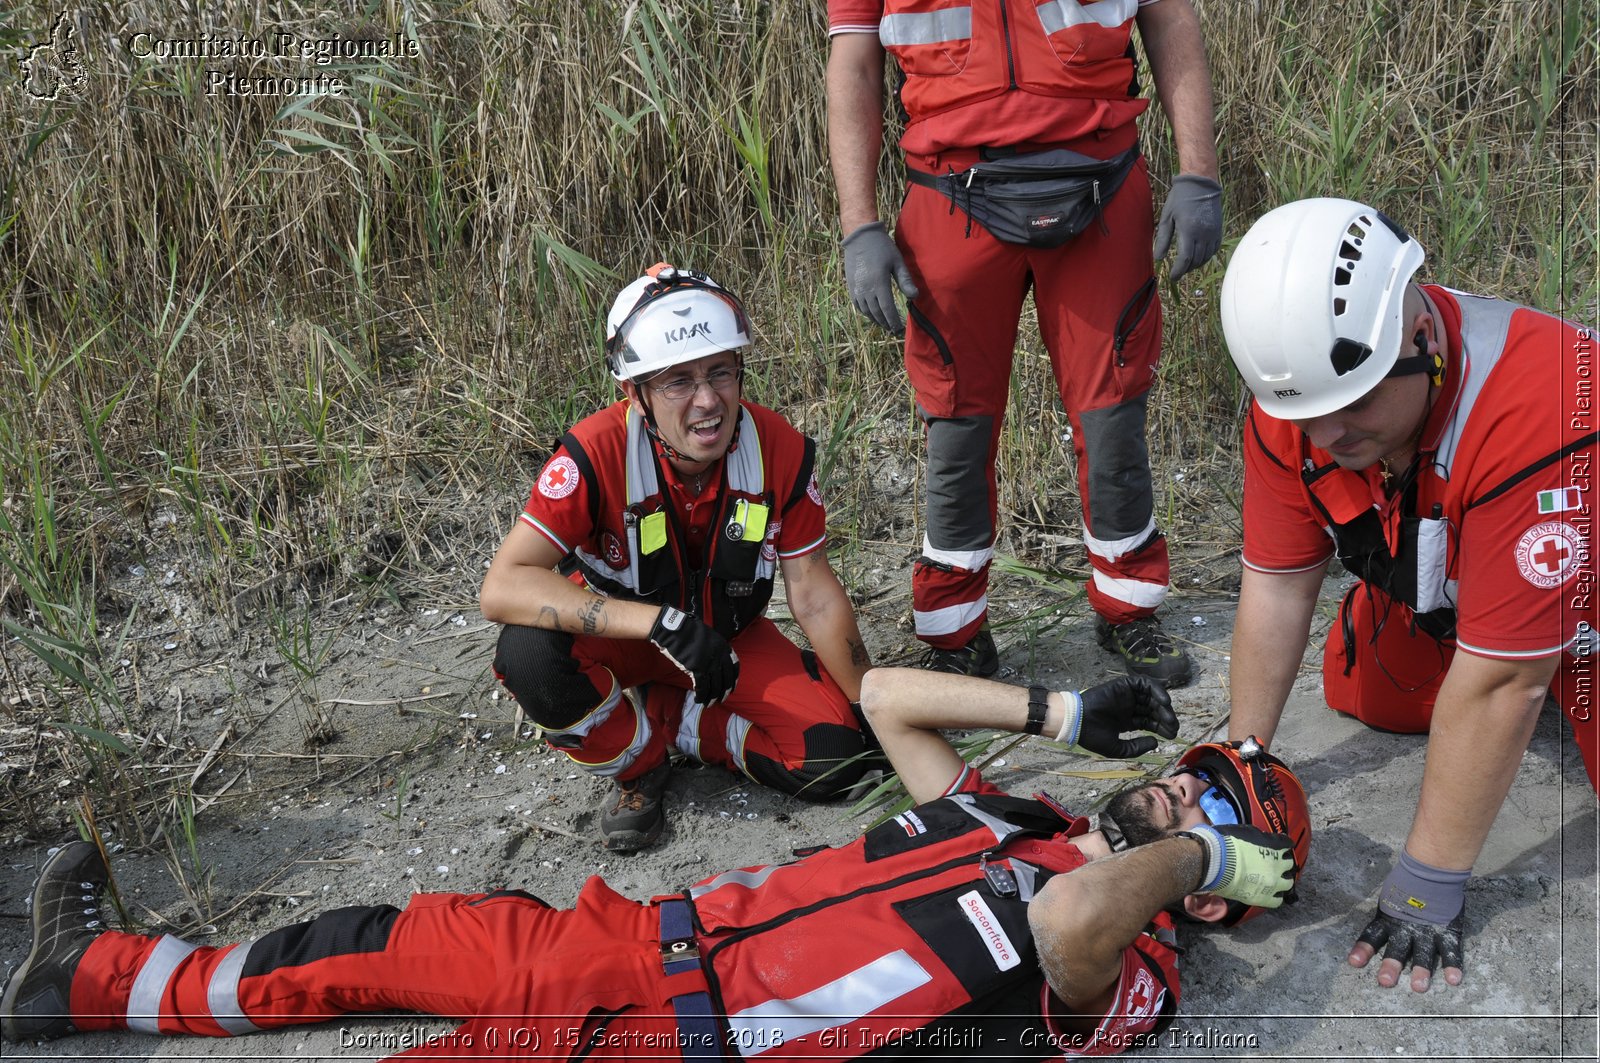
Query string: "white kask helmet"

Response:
xmin=1220 ymin=198 xmax=1426 ymax=420
xmin=604 ymin=263 xmax=751 ymax=383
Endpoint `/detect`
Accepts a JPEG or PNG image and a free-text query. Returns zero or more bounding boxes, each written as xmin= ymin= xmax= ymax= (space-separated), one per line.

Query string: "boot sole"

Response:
xmin=601 ymin=818 xmax=665 ymax=852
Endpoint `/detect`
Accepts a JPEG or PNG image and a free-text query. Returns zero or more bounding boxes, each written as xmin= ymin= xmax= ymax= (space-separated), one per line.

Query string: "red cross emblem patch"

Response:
xmin=1515 ymin=521 xmax=1585 ymax=589
xmin=538 ymin=456 xmax=581 ymax=500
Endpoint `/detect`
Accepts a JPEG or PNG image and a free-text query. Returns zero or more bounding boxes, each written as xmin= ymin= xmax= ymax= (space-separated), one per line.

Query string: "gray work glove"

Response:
xmin=1059 ymin=675 xmax=1180 ymax=757
xmin=842 ymin=222 xmax=919 ymax=334
xmin=1153 ymin=174 xmax=1223 ymax=283
xmin=1353 ymin=850 xmax=1469 ymax=986
xmin=648 ymin=606 xmax=739 ymax=706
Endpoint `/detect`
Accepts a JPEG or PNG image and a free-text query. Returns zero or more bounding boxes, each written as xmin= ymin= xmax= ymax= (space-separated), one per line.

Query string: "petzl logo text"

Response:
xmin=21 ymin=13 xmax=88 ymax=101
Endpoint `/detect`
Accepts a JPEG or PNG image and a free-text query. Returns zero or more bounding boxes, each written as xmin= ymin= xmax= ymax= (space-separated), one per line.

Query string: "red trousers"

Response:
xmin=895 ymin=154 xmax=1171 ymax=647
xmin=1324 ymin=585 xmax=1599 ymax=791
xmin=495 ymin=617 xmax=866 ymax=798
xmin=69 ymin=880 xmax=680 ymax=1059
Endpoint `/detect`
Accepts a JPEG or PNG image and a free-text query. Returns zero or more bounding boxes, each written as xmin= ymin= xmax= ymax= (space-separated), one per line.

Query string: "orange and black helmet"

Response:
xmin=1175 ymin=737 xmax=1312 ymax=925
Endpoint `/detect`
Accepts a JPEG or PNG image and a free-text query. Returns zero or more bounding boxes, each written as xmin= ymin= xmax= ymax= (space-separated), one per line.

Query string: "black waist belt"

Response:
xmin=658 ymin=896 xmax=724 ymax=1060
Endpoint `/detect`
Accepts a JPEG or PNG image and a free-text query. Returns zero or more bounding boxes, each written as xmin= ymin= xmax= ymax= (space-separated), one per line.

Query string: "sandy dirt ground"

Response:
xmin=2 ymin=566 xmax=1596 ymax=1062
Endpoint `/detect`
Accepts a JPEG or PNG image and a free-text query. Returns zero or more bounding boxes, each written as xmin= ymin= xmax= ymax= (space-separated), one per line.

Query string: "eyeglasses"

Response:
xmin=1191 ymin=770 xmax=1243 ymax=826
xmin=646 ymin=365 xmax=741 ymax=401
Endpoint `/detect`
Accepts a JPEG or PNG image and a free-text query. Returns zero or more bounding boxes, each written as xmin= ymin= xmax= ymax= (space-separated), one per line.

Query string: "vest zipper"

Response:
xmin=998 ymin=0 xmax=1018 ymax=90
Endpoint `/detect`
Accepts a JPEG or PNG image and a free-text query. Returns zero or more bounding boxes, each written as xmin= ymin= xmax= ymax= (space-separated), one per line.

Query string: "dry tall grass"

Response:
xmin=0 ymin=0 xmax=1595 ymax=834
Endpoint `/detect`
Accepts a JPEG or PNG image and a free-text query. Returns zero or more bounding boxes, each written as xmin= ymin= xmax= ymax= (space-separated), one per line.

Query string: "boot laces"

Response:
xmin=1118 ymin=617 xmax=1174 ymax=658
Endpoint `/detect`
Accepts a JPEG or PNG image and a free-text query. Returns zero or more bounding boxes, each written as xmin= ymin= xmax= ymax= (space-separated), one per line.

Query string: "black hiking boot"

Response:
xmin=600 ymin=760 xmax=671 ymax=852
xmin=918 ymin=624 xmax=1000 ymax=677
xmin=1 ymin=841 xmax=110 ymax=1043
xmin=1096 ymin=614 xmax=1193 ymax=688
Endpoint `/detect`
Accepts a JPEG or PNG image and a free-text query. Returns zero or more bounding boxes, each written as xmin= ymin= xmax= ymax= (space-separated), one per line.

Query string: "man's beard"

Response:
xmin=1104 ymin=782 xmax=1180 ymax=848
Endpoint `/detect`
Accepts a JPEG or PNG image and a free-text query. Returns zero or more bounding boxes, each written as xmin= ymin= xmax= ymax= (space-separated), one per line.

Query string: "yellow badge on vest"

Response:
xmin=725 ymin=499 xmax=769 ymax=543
xmin=640 ymin=511 xmax=668 ymax=555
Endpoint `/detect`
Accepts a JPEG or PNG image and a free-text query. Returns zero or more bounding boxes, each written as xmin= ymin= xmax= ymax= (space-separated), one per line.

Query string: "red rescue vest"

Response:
xmin=559 ymin=401 xmax=816 ymax=640
xmin=680 ymin=792 xmax=1178 ymax=1058
xmin=881 ymin=0 xmax=1141 ymax=127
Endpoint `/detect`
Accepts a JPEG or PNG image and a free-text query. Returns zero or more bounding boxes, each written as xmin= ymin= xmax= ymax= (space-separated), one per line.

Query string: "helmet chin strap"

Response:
xmin=633 ymin=390 xmax=690 ymax=464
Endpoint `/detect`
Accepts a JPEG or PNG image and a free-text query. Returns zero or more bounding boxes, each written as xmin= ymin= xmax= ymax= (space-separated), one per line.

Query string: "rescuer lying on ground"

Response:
xmin=3 ymin=668 xmax=1307 ymax=1058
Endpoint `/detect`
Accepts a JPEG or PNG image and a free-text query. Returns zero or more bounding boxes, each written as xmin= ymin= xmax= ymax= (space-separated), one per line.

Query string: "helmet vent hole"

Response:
xmin=1329 ymin=338 xmax=1373 ymax=376
xmin=1338 ymin=240 xmax=1363 ymax=262
xmin=1333 ymin=267 xmax=1352 ymax=286
xmin=1333 ymin=297 xmax=1347 ymax=316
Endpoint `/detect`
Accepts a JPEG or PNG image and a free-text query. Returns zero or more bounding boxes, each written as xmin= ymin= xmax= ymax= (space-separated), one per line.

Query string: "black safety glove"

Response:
xmin=1061 ymin=675 xmax=1179 ymax=758
xmin=842 ymin=222 xmax=919 ymax=334
xmin=1153 ymin=174 xmax=1223 ymax=283
xmin=648 ymin=606 xmax=739 ymax=706
xmin=1179 ymin=823 xmax=1297 ymax=908
xmin=1354 ymin=907 xmax=1466 ymax=982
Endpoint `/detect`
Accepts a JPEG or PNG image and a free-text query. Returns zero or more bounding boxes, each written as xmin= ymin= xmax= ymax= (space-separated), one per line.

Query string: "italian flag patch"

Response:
xmin=1537 ymin=487 xmax=1581 ymax=514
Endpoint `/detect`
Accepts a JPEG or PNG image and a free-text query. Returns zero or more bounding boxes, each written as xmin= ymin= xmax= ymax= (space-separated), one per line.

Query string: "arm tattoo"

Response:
xmin=577 ymin=597 xmax=604 ymax=635
xmin=847 ymin=636 xmax=871 ymax=668
xmin=536 ymin=605 xmax=560 ymax=631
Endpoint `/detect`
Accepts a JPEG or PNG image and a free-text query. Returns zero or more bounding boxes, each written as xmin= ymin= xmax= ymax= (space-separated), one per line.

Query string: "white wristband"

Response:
xmin=1053 ymin=690 xmax=1083 ymax=746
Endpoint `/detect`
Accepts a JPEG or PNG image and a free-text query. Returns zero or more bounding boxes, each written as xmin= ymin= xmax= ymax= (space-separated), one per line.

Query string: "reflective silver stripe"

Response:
xmin=624 ymin=407 xmax=660 ymax=505
xmin=1082 ymin=517 xmax=1156 ymax=564
xmin=206 ymin=940 xmax=262 ymax=1036
xmin=1412 ymin=518 xmax=1452 ymax=614
xmin=1036 ymin=0 xmax=1137 ymax=35
xmin=675 ymin=688 xmax=705 ymax=761
xmin=1432 ymin=290 xmax=1518 ymax=479
xmin=912 ymin=596 xmax=987 ymax=637
xmin=726 ymin=949 xmax=933 ymax=1057
xmin=920 ymin=536 xmax=994 ymax=572
xmin=879 ymin=8 xmax=972 ymax=47
xmin=949 ymin=793 xmax=1022 ymax=845
xmin=724 ymin=407 xmax=762 ymax=493
xmin=541 ymin=676 xmax=625 ymax=742
xmin=724 ymin=713 xmax=752 ymax=773
xmin=1090 ymin=569 xmax=1167 ymax=609
xmin=127 ymin=934 xmax=198 ymax=1034
xmin=551 ymin=679 xmax=647 ymax=778
xmin=1010 ymin=858 xmax=1041 ymax=902
xmin=573 ymin=545 xmax=639 ymax=591
xmin=625 ymin=405 xmax=763 ymax=503
xmin=690 ymin=863 xmax=784 ymax=900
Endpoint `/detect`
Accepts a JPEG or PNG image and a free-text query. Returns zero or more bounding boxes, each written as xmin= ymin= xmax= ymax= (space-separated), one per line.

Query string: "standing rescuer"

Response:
xmin=478 ymin=264 xmax=876 ymax=851
xmin=826 ymin=0 xmax=1224 ymax=684
xmin=1219 ymin=196 xmax=1598 ymax=993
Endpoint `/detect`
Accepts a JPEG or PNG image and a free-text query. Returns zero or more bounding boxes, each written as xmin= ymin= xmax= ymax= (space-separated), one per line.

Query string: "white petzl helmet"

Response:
xmin=1220 ymin=198 xmax=1426 ymax=420
xmin=604 ymin=263 xmax=751 ymax=382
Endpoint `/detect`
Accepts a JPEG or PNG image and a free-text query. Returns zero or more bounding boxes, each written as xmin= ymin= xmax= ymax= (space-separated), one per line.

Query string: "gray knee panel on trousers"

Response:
xmin=923 ymin=413 xmax=996 ymax=551
xmin=1078 ymin=395 xmax=1155 ymax=542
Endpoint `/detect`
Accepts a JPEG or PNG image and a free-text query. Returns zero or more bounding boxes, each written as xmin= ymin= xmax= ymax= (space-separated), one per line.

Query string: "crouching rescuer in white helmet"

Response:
xmin=1218 ymin=198 xmax=1597 ymax=993
xmin=479 ymin=265 xmax=878 ymax=851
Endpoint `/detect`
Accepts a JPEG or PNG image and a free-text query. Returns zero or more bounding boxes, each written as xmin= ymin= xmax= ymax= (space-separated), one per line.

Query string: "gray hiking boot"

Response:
xmin=1 ymin=841 xmax=110 ymax=1043
xmin=600 ymin=760 xmax=671 ymax=852
xmin=918 ymin=625 xmax=1000 ymax=677
xmin=1096 ymin=614 xmax=1193 ymax=688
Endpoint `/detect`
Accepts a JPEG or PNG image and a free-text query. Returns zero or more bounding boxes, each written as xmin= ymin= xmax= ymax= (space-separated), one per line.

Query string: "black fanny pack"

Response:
xmin=906 ymin=146 xmax=1140 ymax=248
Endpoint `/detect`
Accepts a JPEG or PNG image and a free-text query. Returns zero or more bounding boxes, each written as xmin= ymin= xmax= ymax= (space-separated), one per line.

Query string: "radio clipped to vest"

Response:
xmin=1304 ymin=463 xmax=1458 ymax=641
xmin=906 ymin=146 xmax=1139 ymax=248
